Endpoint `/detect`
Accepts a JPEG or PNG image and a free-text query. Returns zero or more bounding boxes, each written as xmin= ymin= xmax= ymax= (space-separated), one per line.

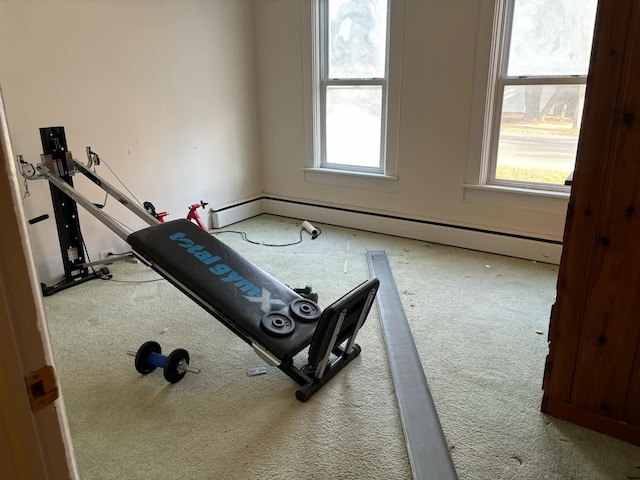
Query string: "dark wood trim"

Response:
xmin=544 ymin=398 xmax=640 ymax=447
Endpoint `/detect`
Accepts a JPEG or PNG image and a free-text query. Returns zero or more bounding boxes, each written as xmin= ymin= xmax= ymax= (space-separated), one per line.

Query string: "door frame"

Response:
xmin=0 ymin=85 xmax=78 ymax=478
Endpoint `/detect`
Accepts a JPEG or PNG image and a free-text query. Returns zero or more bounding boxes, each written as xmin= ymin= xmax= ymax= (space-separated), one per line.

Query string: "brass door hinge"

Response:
xmin=25 ymin=365 xmax=59 ymax=411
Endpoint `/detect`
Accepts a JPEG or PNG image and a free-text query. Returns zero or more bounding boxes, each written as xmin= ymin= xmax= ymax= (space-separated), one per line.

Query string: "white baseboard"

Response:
xmin=263 ymin=198 xmax=562 ymax=264
xmin=208 ymin=196 xmax=563 ymax=264
xmin=209 ymin=197 xmax=264 ymax=229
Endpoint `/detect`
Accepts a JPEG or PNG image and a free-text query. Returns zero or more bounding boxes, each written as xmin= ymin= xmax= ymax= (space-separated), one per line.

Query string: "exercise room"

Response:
xmin=1 ymin=1 xmax=639 ymax=479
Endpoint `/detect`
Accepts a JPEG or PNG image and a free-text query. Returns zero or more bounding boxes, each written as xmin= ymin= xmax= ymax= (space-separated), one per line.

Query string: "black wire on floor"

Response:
xmin=211 ymin=226 xmax=321 ymax=247
xmin=100 ymin=276 xmax=165 ymax=285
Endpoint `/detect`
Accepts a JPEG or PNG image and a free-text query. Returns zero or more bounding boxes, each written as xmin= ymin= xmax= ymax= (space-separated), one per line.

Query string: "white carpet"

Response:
xmin=43 ymin=214 xmax=640 ymax=479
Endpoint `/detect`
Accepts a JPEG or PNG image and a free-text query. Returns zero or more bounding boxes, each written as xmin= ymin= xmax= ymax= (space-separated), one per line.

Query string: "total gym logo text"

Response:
xmin=169 ymin=231 xmax=285 ymax=313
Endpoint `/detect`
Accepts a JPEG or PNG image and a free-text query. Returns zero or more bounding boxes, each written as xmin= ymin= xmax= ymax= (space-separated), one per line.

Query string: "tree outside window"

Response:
xmin=489 ymin=0 xmax=598 ymax=188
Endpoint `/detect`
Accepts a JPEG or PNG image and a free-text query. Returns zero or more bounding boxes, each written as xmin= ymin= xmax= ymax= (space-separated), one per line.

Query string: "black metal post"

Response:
xmin=39 ymin=126 xmax=107 ymax=296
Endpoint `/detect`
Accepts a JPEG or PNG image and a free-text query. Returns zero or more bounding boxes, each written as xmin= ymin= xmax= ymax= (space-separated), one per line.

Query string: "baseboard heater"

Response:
xmin=209 ymin=196 xmax=563 ymax=264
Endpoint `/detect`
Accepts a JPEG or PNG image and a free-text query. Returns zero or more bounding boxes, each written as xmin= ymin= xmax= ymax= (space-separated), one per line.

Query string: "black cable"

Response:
xmin=81 ymin=236 xmax=96 ymax=275
xmin=99 ymin=158 xmax=144 ymax=206
xmin=212 ymin=228 xmax=303 ymax=246
xmin=99 ymin=275 xmax=165 ymax=285
xmin=212 ymin=227 xmax=317 ymax=247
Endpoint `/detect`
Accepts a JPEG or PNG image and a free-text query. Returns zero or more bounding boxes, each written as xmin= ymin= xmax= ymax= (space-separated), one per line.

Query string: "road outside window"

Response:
xmin=490 ymin=0 xmax=598 ymax=188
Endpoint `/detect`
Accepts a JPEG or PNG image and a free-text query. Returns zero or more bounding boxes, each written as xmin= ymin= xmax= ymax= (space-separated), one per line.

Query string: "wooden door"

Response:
xmin=541 ymin=0 xmax=640 ymax=446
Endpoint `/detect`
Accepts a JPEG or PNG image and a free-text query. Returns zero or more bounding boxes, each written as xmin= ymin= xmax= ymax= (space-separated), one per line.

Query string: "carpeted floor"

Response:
xmin=43 ymin=214 xmax=640 ymax=479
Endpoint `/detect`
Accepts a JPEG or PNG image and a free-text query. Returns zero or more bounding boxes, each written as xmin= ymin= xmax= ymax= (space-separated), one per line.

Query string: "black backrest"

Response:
xmin=307 ymin=278 xmax=380 ymax=366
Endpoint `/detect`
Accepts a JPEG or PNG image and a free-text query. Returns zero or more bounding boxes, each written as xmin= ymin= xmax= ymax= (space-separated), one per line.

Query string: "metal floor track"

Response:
xmin=367 ymin=250 xmax=458 ymax=480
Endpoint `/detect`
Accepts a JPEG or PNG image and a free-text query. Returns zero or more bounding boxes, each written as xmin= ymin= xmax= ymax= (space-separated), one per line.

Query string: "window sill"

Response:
xmin=462 ymin=183 xmax=570 ymax=214
xmin=304 ymin=168 xmax=398 ymax=192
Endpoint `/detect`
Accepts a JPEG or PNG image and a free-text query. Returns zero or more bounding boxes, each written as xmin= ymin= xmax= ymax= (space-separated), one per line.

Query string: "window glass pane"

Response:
xmin=328 ymin=0 xmax=388 ymax=79
xmin=325 ymin=85 xmax=382 ymax=168
xmin=495 ymin=84 xmax=586 ymax=184
xmin=507 ymin=0 xmax=598 ymax=76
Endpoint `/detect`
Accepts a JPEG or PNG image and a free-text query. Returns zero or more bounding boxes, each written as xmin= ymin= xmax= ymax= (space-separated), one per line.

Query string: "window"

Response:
xmin=305 ymin=0 xmax=402 ymax=186
xmin=485 ymin=0 xmax=598 ymax=190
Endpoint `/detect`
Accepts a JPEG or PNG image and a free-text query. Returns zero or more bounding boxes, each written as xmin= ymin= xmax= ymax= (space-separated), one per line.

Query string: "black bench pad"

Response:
xmin=127 ymin=219 xmax=316 ymax=360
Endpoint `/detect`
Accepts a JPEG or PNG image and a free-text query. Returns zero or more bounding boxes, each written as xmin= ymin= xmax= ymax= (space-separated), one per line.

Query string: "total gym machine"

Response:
xmin=19 ymin=126 xmax=380 ymax=401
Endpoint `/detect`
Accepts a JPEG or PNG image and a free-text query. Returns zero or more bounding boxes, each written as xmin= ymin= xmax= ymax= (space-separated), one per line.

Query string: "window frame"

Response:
xmin=302 ymin=0 xmax=403 ymax=190
xmin=482 ymin=0 xmax=591 ymax=192
xmin=317 ymin=0 xmax=388 ymax=174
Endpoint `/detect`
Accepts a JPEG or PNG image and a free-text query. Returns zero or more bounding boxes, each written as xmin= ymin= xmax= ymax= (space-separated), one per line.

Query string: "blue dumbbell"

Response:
xmin=127 ymin=341 xmax=201 ymax=383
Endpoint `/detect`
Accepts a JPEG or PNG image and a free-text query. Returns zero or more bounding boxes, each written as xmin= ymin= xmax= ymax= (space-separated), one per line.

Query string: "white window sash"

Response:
xmin=304 ymin=0 xmax=402 ymax=185
xmin=482 ymin=0 xmax=589 ymax=191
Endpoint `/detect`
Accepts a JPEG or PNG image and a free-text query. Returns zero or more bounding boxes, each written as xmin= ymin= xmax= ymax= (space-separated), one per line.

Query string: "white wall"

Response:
xmin=253 ymin=0 xmax=569 ymax=249
xmin=1 ymin=0 xmax=570 ymax=282
xmin=0 ymin=0 xmax=261 ymax=282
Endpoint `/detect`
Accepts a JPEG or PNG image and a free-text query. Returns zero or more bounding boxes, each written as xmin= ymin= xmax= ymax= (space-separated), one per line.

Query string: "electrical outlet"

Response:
xmin=99 ymin=249 xmax=114 ymax=261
